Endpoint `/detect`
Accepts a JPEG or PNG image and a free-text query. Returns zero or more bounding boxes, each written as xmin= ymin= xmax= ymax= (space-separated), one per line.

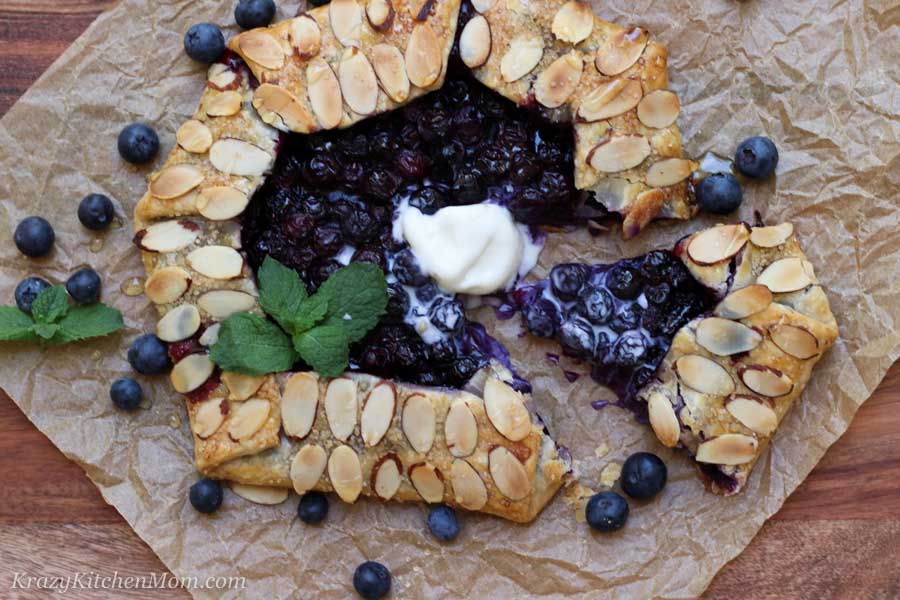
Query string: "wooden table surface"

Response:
xmin=1 ymin=2 xmax=898 ymax=599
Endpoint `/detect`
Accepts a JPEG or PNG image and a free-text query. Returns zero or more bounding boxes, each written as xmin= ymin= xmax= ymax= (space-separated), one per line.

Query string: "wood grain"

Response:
xmin=1 ymin=2 xmax=898 ymax=598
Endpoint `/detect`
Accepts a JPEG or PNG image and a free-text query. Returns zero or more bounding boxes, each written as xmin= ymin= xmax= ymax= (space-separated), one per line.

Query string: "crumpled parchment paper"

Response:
xmin=0 ymin=0 xmax=897 ymax=598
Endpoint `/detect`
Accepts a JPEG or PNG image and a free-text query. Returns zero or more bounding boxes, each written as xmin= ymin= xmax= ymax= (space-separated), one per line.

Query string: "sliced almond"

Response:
xmin=324 ymin=378 xmax=358 ymax=441
xmin=587 ymin=134 xmax=651 ymax=173
xmin=171 ymin=353 xmax=215 ymax=394
xmin=193 ymin=398 xmax=226 ymax=439
xmin=696 ymin=317 xmax=763 ymax=356
xmin=483 ymin=378 xmax=531 ymax=442
xmin=534 ymin=52 xmax=583 ymax=109
xmin=405 ymin=23 xmax=443 ymax=88
xmin=726 ymin=395 xmax=778 ymax=436
xmin=289 ymin=14 xmax=321 ymax=59
xmin=402 ymin=393 xmax=436 ymax=453
xmin=696 ymin=434 xmax=758 ymax=465
xmin=238 ymin=31 xmax=285 ymax=70
xmin=715 ymin=285 xmax=773 ymax=320
xmin=470 ymin=0 xmax=497 ymax=12
xmin=339 ymin=48 xmax=379 ymax=116
xmin=330 ymin=0 xmax=362 ymax=47
xmin=186 ymin=246 xmax=244 ymax=280
xmin=282 ymin=372 xmax=320 ymax=438
xmin=739 ymin=365 xmax=794 ymax=397
xmin=757 ymin=258 xmax=816 ymax=293
xmin=197 ymin=290 xmax=257 ymax=319
xmin=199 ymin=323 xmax=220 ymax=347
xmin=646 ymin=158 xmax=697 ymax=187
xmin=488 ymin=446 xmax=531 ymax=501
xmin=227 ymin=398 xmax=271 ymax=440
xmin=221 ymin=371 xmax=265 ymax=401
xmin=145 ymin=266 xmax=191 ymax=304
xmin=253 ymin=84 xmax=316 ymax=133
xmin=209 ymin=139 xmax=273 ymax=176
xmin=156 ymin=304 xmax=201 ymax=342
xmin=751 ymin=223 xmax=794 ymax=248
xmin=686 ymin=224 xmax=751 ymax=265
xmin=637 ymin=90 xmax=681 ymax=129
xmin=197 ymin=186 xmax=250 ymax=221
xmin=328 ymin=444 xmax=363 ymax=503
xmin=551 ymin=1 xmax=593 ymax=44
xmin=149 ymin=164 xmax=204 ymax=200
xmin=371 ymin=44 xmax=410 ymax=103
xmin=459 ymin=15 xmax=492 ymax=69
xmin=290 ymin=444 xmax=327 ymax=493
xmin=449 ymin=459 xmax=488 ymax=510
xmin=176 ymin=120 xmax=213 ymax=154
xmin=306 ymin=58 xmax=344 ymax=129
xmin=206 ymin=91 xmax=243 ymax=117
xmin=409 ymin=462 xmax=444 ymax=503
xmin=366 ymin=0 xmax=394 ymax=31
xmin=500 ymin=35 xmax=544 ymax=83
xmin=577 ymin=79 xmax=642 ymax=122
xmin=134 ymin=219 xmax=200 ymax=253
xmin=207 ymin=63 xmax=239 ymax=91
xmin=444 ymin=399 xmax=478 ymax=457
xmin=231 ymin=483 xmax=289 ymax=505
xmin=595 ymin=27 xmax=648 ymax=76
xmin=770 ymin=324 xmax=819 ymax=359
xmin=371 ymin=454 xmax=403 ymax=500
xmin=360 ymin=381 xmax=396 ymax=446
xmin=647 ymin=391 xmax=680 ymax=447
xmin=675 ymin=355 xmax=736 ymax=396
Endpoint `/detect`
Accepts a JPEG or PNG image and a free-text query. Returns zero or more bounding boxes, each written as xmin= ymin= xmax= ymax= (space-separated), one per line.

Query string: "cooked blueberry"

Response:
xmin=65 ymin=267 xmax=102 ymax=304
xmin=430 ymin=299 xmax=464 ymax=333
xmin=77 ymin=193 xmax=115 ymax=230
xmin=396 ymin=149 xmax=428 ymax=180
xmin=606 ymin=265 xmax=642 ymax=300
xmin=234 ymin=0 xmax=276 ymax=29
xmin=117 ymin=123 xmax=159 ymax=164
xmin=189 ymin=478 xmax=223 ymax=514
xmin=621 ymin=452 xmax=668 ymax=500
xmin=510 ymin=151 xmax=540 ymax=184
xmin=585 ymin=491 xmax=629 ymax=533
xmin=559 ymin=318 xmax=595 ymax=357
xmin=734 ymin=136 xmax=779 ymax=179
xmin=14 ymin=216 xmax=55 ymax=258
xmin=639 ymin=250 xmax=676 ymax=282
xmin=409 ymin=187 xmax=446 ymax=215
xmin=418 ymin=107 xmax=451 ymax=142
xmin=385 ymin=283 xmax=410 ymax=318
xmin=522 ymin=298 xmax=560 ymax=338
xmin=696 ymin=173 xmax=743 ymax=214
xmin=499 ymin=121 xmax=528 ymax=147
xmin=352 ymin=248 xmax=387 ymax=271
xmin=370 ymin=130 xmax=399 ymax=158
xmin=451 ymin=171 xmax=483 ymax=204
xmin=550 ymin=263 xmax=588 ymax=300
xmin=313 ymin=223 xmax=343 ymax=255
xmin=297 ymin=492 xmax=329 ymax=524
xmin=427 ymin=505 xmax=461 ymax=541
xmin=645 ymin=283 xmax=670 ymax=305
xmin=353 ymin=561 xmax=391 ymax=600
xmin=632 ymin=365 xmax=657 ymax=389
xmin=183 ymin=23 xmax=225 ymax=63
xmin=607 ymin=332 xmax=648 ymax=367
xmin=610 ymin=303 xmax=642 ymax=332
xmin=341 ymin=207 xmax=376 ymax=243
xmin=476 ymin=146 xmax=510 ymax=177
xmin=578 ymin=284 xmax=614 ymax=324
xmin=110 ymin=378 xmax=142 ymax=411
xmin=14 ymin=277 xmax=50 ymax=313
xmin=303 ymin=154 xmax=340 ymax=185
xmin=128 ymin=333 xmax=172 ymax=375
xmin=363 ymin=168 xmax=400 ymax=202
xmin=415 ymin=282 xmax=440 ymax=303
xmin=392 ymin=249 xmax=428 ymax=286
xmin=538 ymin=171 xmax=571 ymax=204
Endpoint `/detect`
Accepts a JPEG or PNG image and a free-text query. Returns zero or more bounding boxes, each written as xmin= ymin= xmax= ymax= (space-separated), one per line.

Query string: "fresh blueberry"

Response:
xmin=183 ymin=23 xmax=225 ymax=63
xmin=392 ymin=249 xmax=428 ymax=286
xmin=550 ymin=264 xmax=588 ymax=300
xmin=118 ymin=123 xmax=159 ymax=165
xmin=234 ymin=0 xmax=276 ymax=29
xmin=110 ymin=378 xmax=143 ymax=411
xmin=606 ymin=265 xmax=642 ymax=300
xmin=430 ymin=299 xmax=464 ymax=334
xmin=77 ymin=194 xmax=116 ymax=230
xmin=522 ymin=298 xmax=560 ymax=338
xmin=189 ymin=478 xmax=223 ymax=514
xmin=427 ymin=505 xmax=460 ymax=541
xmin=577 ymin=284 xmax=614 ymax=324
xmin=14 ymin=216 xmax=55 ymax=258
xmin=696 ymin=173 xmax=743 ymax=215
xmin=14 ymin=277 xmax=50 ymax=313
xmin=620 ymin=452 xmax=668 ymax=500
xmin=65 ymin=267 xmax=102 ymax=304
xmin=353 ymin=561 xmax=391 ymax=600
xmin=558 ymin=318 xmax=595 ymax=357
xmin=297 ymin=492 xmax=329 ymax=524
xmin=127 ymin=333 xmax=172 ymax=375
xmin=734 ymin=136 xmax=779 ymax=179
xmin=585 ymin=491 xmax=629 ymax=533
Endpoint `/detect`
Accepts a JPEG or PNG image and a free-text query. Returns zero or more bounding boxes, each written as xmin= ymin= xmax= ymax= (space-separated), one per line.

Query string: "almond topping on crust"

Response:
xmin=675 ymin=355 xmax=736 ymax=396
xmin=470 ymin=0 xmax=497 ymax=13
xmin=695 ymin=317 xmax=763 ymax=356
xmin=500 ymin=35 xmax=544 ymax=83
xmin=402 ymin=393 xmax=436 ymax=453
xmin=449 ymin=459 xmax=488 ymax=509
xmin=289 ymin=14 xmax=322 ymax=59
xmin=282 ymin=372 xmax=320 ymax=439
xmin=361 ymin=381 xmax=396 ymax=446
xmin=171 ymin=353 xmax=215 ymax=394
xmin=228 ymin=398 xmax=271 ymax=440
xmin=483 ymin=378 xmax=531 ymax=442
xmin=372 ymin=454 xmax=403 ymax=500
xmin=647 ymin=391 xmax=680 ymax=447
xmin=207 ymin=63 xmax=240 ymax=91
xmin=757 ymin=258 xmax=817 ymax=293
xmin=328 ymin=444 xmax=363 ymax=503
xmin=366 ymin=0 xmax=395 ymax=31
xmin=306 ymin=58 xmax=344 ymax=130
xmin=330 ymin=0 xmax=363 ymax=47
xmin=149 ymin=164 xmax=204 ymax=200
xmin=156 ymin=304 xmax=201 ymax=342
xmin=770 ymin=324 xmax=819 ymax=359
xmin=695 ymin=434 xmax=757 ymax=465
xmin=221 ymin=371 xmax=265 ymax=401
xmin=405 ymin=23 xmax=443 ymax=88
xmin=595 ymin=27 xmax=648 ymax=76
xmin=646 ymin=158 xmax=697 ymax=187
xmin=725 ymin=395 xmax=777 ymax=436
xmin=444 ymin=399 xmax=478 ymax=457
xmin=587 ymin=134 xmax=651 ymax=173
xmin=551 ymin=1 xmax=593 ymax=44
xmin=714 ymin=284 xmax=773 ymax=320
xmin=637 ymin=90 xmax=681 ymax=129
xmin=290 ymin=444 xmax=327 ymax=493
xmin=339 ymin=48 xmax=379 ymax=116
xmin=186 ymin=245 xmax=243 ymax=280
xmin=144 ymin=266 xmax=191 ymax=304
xmin=577 ymin=79 xmax=642 ymax=122
xmin=459 ymin=15 xmax=492 ymax=69
xmin=324 ymin=378 xmax=358 ymax=441
xmin=197 ymin=186 xmax=250 ymax=221
xmin=199 ymin=323 xmax=220 ymax=347
xmin=739 ymin=365 xmax=794 ymax=397
xmin=489 ymin=446 xmax=531 ymax=501
xmin=134 ymin=220 xmax=200 ymax=253
xmin=253 ymin=84 xmax=316 ymax=133
xmin=230 ymin=483 xmax=289 ymax=505
xmin=193 ymin=398 xmax=227 ymax=439
xmin=206 ymin=90 xmax=243 ymax=117
xmin=750 ymin=223 xmax=794 ymax=248
xmin=176 ymin=120 xmax=213 ymax=154
xmin=209 ymin=139 xmax=273 ymax=176
xmin=686 ymin=224 xmax=750 ymax=265
xmin=409 ymin=462 xmax=444 ymax=503
xmin=534 ymin=52 xmax=583 ymax=109
xmin=371 ymin=44 xmax=410 ymax=103
xmin=197 ymin=290 xmax=257 ymax=319
xmin=238 ymin=31 xmax=286 ymax=70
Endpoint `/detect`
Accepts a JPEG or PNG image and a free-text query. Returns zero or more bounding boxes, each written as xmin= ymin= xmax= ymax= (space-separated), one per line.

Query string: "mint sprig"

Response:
xmin=210 ymin=259 xmax=388 ymax=378
xmin=0 ymin=285 xmax=124 ymax=345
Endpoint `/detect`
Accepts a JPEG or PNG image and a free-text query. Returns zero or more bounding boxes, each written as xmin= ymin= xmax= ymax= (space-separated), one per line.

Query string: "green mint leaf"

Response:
xmin=316 ymin=263 xmax=388 ymax=343
xmin=52 ymin=303 xmax=124 ymax=343
xmin=0 ymin=307 xmax=39 ymax=342
xmin=294 ymin=324 xmax=350 ymax=378
xmin=33 ymin=323 xmax=60 ymax=340
xmin=258 ymin=256 xmax=308 ymax=332
xmin=209 ymin=312 xmax=297 ymax=375
xmin=31 ymin=285 xmax=69 ymax=324
xmin=291 ymin=294 xmax=329 ymax=334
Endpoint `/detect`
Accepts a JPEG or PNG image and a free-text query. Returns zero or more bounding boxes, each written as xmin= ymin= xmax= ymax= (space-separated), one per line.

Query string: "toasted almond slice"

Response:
xmin=330 ymin=0 xmax=362 ymax=47
xmin=134 ymin=220 xmax=201 ymax=253
xmin=290 ymin=444 xmax=327 ymax=493
xmin=751 ymin=223 xmax=794 ymax=248
xmin=145 ymin=266 xmax=191 ymax=304
xmin=483 ymin=378 xmax=531 ymax=442
xmin=339 ymin=48 xmax=379 ymax=116
xmin=328 ymin=445 xmax=363 ymax=503
xmin=500 ymin=35 xmax=544 ymax=83
xmin=199 ymin=323 xmax=220 ymax=347
xmin=324 ymin=378 xmax=358 ymax=441
xmin=757 ymin=258 xmax=816 ymax=293
xmin=489 ymin=446 xmax=531 ymax=500
xmin=193 ymin=398 xmax=227 ymax=439
xmin=595 ymin=27 xmax=648 ymax=76
xmin=221 ymin=371 xmax=265 ymax=401
xmin=371 ymin=44 xmax=410 ymax=103
xmin=366 ymin=0 xmax=394 ymax=31
xmin=149 ymin=164 xmax=204 ymax=200
xmin=197 ymin=290 xmax=257 ymax=319
xmin=282 ymin=372 xmax=320 ymax=438
xmin=207 ymin=63 xmax=240 ymax=90
xmin=402 ymin=393 xmax=436 ymax=453
xmin=647 ymin=391 xmax=680 ymax=447
xmin=696 ymin=317 xmax=763 ymax=356
xmin=715 ymin=285 xmax=773 ymax=319
xmin=186 ymin=245 xmax=243 ymax=280
xmin=231 ymin=483 xmax=289 ymax=505
xmin=289 ymin=14 xmax=321 ymax=59
xmin=726 ymin=395 xmax=777 ymax=436
xmin=459 ymin=15 xmax=492 ymax=69
xmin=637 ymin=90 xmax=681 ymax=129
xmin=176 ymin=120 xmax=213 ymax=154
xmin=206 ymin=91 xmax=243 ymax=117
xmin=209 ymin=139 xmax=273 ymax=176
xmin=444 ymin=399 xmax=478 ymax=457
xmin=361 ymin=381 xmax=396 ymax=447
xmin=675 ymin=355 xmax=736 ymax=396
xmin=587 ymin=134 xmax=651 ymax=173
xmin=534 ymin=52 xmax=583 ymax=109
xmin=409 ymin=462 xmax=444 ymax=503
xmin=197 ymin=186 xmax=250 ymax=221
xmin=450 ymin=459 xmax=488 ymax=510
xmin=238 ymin=31 xmax=285 ymax=70
xmin=156 ymin=304 xmax=201 ymax=342
xmin=228 ymin=398 xmax=271 ymax=440
xmin=171 ymin=353 xmax=215 ymax=394
xmin=577 ymin=79 xmax=642 ymax=122
xmin=551 ymin=1 xmax=593 ymax=44
xmin=372 ymin=454 xmax=403 ymax=500
xmin=405 ymin=23 xmax=443 ymax=88
xmin=695 ymin=434 xmax=758 ymax=465
xmin=253 ymin=84 xmax=316 ymax=133
xmin=306 ymin=58 xmax=344 ymax=130
xmin=687 ymin=224 xmax=751 ymax=265
xmin=770 ymin=324 xmax=819 ymax=359
xmin=470 ymin=0 xmax=497 ymax=12
xmin=739 ymin=365 xmax=794 ymax=397
xmin=646 ymin=158 xmax=697 ymax=187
